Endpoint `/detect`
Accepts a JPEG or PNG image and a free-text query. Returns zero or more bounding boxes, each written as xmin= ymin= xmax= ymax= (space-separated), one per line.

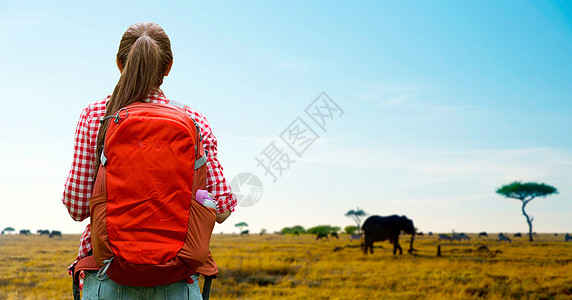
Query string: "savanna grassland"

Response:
xmin=1 ymin=233 xmax=571 ymax=299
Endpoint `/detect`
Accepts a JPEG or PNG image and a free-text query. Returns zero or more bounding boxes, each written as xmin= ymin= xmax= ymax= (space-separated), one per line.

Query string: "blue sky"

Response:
xmin=1 ymin=1 xmax=571 ymax=235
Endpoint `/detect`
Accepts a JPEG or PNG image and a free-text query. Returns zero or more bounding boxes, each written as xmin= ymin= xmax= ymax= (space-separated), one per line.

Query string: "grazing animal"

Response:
xmin=362 ymin=215 xmax=415 ymax=255
xmin=330 ymin=232 xmax=339 ymax=239
xmin=349 ymin=233 xmax=362 ymax=241
xmin=316 ymin=232 xmax=328 ymax=240
xmin=19 ymin=229 xmax=31 ymax=235
xmin=293 ymin=231 xmax=300 ymax=237
xmin=564 ymin=233 xmax=571 ymax=242
xmin=37 ymin=229 xmax=50 ymax=236
xmin=438 ymin=234 xmax=452 ymax=242
xmin=428 ymin=232 xmax=433 ymax=236
xmin=240 ymin=230 xmax=249 ymax=236
xmin=49 ymin=230 xmax=62 ymax=238
xmin=452 ymin=233 xmax=470 ymax=241
xmin=498 ymin=233 xmax=511 ymax=243
xmin=416 ymin=232 xmax=424 ymax=237
xmin=514 ymin=233 xmax=522 ymax=237
xmin=478 ymin=232 xmax=488 ymax=238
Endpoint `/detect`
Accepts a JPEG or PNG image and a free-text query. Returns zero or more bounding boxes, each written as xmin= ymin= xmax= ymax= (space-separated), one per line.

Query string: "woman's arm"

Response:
xmin=188 ymin=109 xmax=238 ymax=219
xmin=62 ymin=106 xmax=98 ymax=221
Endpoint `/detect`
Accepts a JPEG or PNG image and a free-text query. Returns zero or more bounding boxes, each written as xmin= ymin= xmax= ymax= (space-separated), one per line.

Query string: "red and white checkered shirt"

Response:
xmin=63 ymin=89 xmax=237 ymax=276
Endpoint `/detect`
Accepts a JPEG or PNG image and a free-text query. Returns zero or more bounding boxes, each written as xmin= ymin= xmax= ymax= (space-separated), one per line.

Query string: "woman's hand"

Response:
xmin=216 ymin=210 xmax=231 ymax=224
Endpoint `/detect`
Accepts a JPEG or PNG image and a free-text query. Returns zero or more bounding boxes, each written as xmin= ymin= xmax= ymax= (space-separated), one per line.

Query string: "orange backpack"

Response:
xmin=84 ymin=101 xmax=218 ymax=287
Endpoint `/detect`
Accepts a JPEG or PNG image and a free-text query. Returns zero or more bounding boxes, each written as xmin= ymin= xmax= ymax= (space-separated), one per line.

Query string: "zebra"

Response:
xmin=438 ymin=234 xmax=452 ymax=242
xmin=349 ymin=233 xmax=362 ymax=241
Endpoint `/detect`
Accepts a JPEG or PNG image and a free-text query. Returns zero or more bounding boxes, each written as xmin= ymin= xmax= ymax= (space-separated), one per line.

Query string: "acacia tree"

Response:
xmin=235 ymin=222 xmax=248 ymax=232
xmin=345 ymin=207 xmax=367 ymax=234
xmin=1 ymin=227 xmax=15 ymax=235
xmin=496 ymin=181 xmax=558 ymax=241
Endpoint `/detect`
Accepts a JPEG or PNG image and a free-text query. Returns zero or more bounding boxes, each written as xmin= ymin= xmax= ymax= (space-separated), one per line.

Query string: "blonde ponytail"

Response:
xmin=94 ymin=22 xmax=173 ymax=178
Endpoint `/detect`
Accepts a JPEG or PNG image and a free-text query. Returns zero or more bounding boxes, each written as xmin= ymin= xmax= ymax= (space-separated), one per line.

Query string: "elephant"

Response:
xmin=49 ymin=230 xmax=62 ymax=238
xmin=37 ymin=229 xmax=50 ymax=236
xmin=362 ymin=215 xmax=415 ymax=255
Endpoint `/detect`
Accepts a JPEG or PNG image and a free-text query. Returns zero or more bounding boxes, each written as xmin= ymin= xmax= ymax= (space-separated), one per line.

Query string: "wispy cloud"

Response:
xmin=350 ymin=81 xmax=466 ymax=114
xmin=300 ymin=144 xmax=572 ymax=185
xmin=373 ymin=93 xmax=418 ymax=109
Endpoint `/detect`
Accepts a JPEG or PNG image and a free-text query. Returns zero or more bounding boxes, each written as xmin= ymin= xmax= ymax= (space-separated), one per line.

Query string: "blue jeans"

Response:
xmin=82 ymin=271 xmax=202 ymax=300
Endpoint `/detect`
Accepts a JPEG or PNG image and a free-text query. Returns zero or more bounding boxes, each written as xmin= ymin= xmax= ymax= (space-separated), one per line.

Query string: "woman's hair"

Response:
xmin=94 ymin=22 xmax=173 ymax=178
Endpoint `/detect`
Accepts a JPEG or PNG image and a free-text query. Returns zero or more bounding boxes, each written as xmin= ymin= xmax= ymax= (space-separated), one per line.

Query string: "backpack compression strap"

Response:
xmin=72 ymin=256 xmax=100 ymax=300
xmin=168 ymin=100 xmax=208 ymax=170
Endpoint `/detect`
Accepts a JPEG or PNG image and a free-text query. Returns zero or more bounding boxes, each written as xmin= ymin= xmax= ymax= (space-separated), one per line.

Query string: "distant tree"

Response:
xmin=291 ymin=225 xmax=306 ymax=235
xmin=344 ymin=225 xmax=358 ymax=234
xmin=307 ymin=225 xmax=334 ymax=235
xmin=2 ymin=227 xmax=15 ymax=235
xmin=235 ymin=222 xmax=248 ymax=232
xmin=496 ymin=181 xmax=558 ymax=241
xmin=280 ymin=225 xmax=306 ymax=235
xmin=345 ymin=208 xmax=367 ymax=234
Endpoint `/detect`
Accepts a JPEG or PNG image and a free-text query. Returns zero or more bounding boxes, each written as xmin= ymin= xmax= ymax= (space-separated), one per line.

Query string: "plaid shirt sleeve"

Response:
xmin=63 ymin=106 xmax=96 ymax=220
xmin=63 ymin=99 xmax=106 ymax=277
xmin=185 ymin=108 xmax=237 ymax=213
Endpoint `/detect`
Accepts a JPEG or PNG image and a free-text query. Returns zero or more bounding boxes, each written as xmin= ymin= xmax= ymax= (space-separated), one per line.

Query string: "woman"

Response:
xmin=63 ymin=22 xmax=236 ymax=299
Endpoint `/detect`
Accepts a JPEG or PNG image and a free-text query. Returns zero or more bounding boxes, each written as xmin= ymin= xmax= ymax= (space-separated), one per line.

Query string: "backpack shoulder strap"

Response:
xmin=165 ymin=100 xmax=208 ymax=170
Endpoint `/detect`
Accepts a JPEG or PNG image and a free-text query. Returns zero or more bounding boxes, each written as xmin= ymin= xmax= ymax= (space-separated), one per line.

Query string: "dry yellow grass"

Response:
xmin=1 ymin=233 xmax=571 ymax=299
